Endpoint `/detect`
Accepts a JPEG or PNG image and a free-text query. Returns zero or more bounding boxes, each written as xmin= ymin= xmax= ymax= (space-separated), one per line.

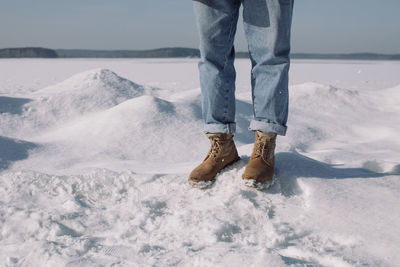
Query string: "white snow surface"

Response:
xmin=0 ymin=58 xmax=400 ymax=266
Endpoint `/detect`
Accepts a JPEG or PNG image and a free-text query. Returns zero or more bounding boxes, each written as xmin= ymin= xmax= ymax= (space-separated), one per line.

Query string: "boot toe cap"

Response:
xmin=242 ymin=167 xmax=273 ymax=183
xmin=189 ymin=166 xmax=215 ymax=183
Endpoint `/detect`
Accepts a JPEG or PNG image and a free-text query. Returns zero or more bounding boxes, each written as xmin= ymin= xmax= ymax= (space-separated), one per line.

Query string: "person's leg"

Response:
xmin=189 ymin=0 xmax=241 ymax=187
xmin=242 ymin=0 xmax=294 ymax=188
xmin=193 ymin=0 xmax=241 ymax=134
xmin=243 ymin=0 xmax=294 ymax=136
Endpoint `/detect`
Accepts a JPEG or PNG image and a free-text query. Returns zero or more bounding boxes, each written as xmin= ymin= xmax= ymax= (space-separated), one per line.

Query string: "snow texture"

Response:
xmin=0 ymin=58 xmax=399 ymax=266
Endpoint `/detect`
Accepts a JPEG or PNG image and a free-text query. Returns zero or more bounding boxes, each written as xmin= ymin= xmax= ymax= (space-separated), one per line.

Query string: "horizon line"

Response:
xmin=1 ymin=46 xmax=400 ymax=56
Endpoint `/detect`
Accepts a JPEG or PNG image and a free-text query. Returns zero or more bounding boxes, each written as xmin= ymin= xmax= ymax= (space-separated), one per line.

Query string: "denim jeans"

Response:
xmin=193 ymin=0 xmax=294 ymax=136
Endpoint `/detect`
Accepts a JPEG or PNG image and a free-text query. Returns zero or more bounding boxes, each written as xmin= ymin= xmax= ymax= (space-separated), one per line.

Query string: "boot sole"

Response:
xmin=188 ymin=179 xmax=215 ymax=189
xmin=242 ymin=176 xmax=275 ymax=190
xmin=188 ymin=156 xmax=241 ymax=189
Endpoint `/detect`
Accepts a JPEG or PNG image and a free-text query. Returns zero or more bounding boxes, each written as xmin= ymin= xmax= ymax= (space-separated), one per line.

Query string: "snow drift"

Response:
xmin=37 ymin=94 xmax=204 ymax=164
xmin=1 ymin=69 xmax=146 ymax=138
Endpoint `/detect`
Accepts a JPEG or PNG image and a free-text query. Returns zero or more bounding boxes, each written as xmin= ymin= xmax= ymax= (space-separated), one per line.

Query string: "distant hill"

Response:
xmin=55 ymin=49 xmax=400 ymax=60
xmin=1 ymin=47 xmax=399 ymax=60
xmin=237 ymin=51 xmax=400 ymax=60
xmin=56 ymin=47 xmax=200 ymax=58
xmin=290 ymin=53 xmax=400 ymax=61
xmin=0 ymin=47 xmax=57 ymax=58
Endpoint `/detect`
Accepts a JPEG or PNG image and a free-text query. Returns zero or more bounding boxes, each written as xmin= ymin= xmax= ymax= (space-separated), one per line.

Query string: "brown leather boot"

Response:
xmin=242 ymin=131 xmax=277 ymax=189
xmin=189 ymin=133 xmax=240 ymax=187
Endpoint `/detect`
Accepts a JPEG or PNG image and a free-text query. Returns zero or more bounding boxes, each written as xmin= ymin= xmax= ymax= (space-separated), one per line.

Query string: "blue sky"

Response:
xmin=0 ymin=0 xmax=399 ymax=53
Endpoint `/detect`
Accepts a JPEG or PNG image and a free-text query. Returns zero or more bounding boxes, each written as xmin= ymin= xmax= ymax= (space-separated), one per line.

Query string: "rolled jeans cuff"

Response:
xmin=204 ymin=123 xmax=236 ymax=134
xmin=249 ymin=119 xmax=287 ymax=136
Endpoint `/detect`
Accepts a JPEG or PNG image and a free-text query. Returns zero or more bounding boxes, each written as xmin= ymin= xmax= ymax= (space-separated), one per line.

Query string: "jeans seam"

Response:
xmin=223 ymin=14 xmax=236 ymax=70
xmin=222 ymin=11 xmax=237 ymax=123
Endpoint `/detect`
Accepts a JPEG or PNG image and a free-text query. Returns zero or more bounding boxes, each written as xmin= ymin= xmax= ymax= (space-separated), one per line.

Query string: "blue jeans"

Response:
xmin=193 ymin=0 xmax=294 ymax=136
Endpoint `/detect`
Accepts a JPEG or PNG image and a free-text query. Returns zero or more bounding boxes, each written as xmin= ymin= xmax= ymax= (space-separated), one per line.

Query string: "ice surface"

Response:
xmin=0 ymin=59 xmax=400 ymax=266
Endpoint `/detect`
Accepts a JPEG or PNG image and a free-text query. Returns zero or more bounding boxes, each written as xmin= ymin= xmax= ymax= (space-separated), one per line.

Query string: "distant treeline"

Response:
xmin=1 ymin=47 xmax=400 ymax=60
xmin=56 ymin=47 xmax=200 ymax=58
xmin=290 ymin=53 xmax=400 ymax=60
xmin=0 ymin=47 xmax=57 ymax=58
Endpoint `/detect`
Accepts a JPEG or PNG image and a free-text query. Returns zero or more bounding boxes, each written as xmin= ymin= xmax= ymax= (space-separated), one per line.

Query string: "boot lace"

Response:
xmin=208 ymin=138 xmax=223 ymax=158
xmin=253 ymin=136 xmax=274 ymax=161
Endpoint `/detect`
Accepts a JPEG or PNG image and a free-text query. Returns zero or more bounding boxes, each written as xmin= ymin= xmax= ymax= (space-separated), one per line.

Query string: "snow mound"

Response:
xmin=290 ymin=82 xmax=362 ymax=112
xmin=379 ymin=83 xmax=400 ymax=108
xmin=29 ymin=68 xmax=144 ymax=123
xmin=1 ymin=69 xmax=147 ymax=138
xmin=35 ymin=95 xmax=205 ymax=166
xmin=35 ymin=68 xmax=143 ymax=98
xmin=382 ymin=83 xmax=400 ymax=94
xmin=285 ymin=82 xmax=378 ymax=151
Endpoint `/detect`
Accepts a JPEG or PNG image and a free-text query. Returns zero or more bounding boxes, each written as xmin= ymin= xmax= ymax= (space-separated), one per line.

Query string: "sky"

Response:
xmin=0 ymin=0 xmax=399 ymax=54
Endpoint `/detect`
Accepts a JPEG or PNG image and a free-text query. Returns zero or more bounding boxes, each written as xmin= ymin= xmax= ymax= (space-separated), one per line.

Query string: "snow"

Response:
xmin=0 ymin=58 xmax=400 ymax=266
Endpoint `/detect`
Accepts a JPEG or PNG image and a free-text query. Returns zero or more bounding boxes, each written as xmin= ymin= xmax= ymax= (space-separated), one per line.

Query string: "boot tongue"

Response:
xmin=206 ymin=133 xmax=233 ymax=141
xmin=256 ymin=131 xmax=276 ymax=142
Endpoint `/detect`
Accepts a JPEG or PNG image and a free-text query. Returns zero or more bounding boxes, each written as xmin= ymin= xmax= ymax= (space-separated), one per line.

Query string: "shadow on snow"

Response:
xmin=240 ymin=151 xmax=386 ymax=197
xmin=0 ymin=136 xmax=38 ymax=171
xmin=0 ymin=96 xmax=32 ymax=115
